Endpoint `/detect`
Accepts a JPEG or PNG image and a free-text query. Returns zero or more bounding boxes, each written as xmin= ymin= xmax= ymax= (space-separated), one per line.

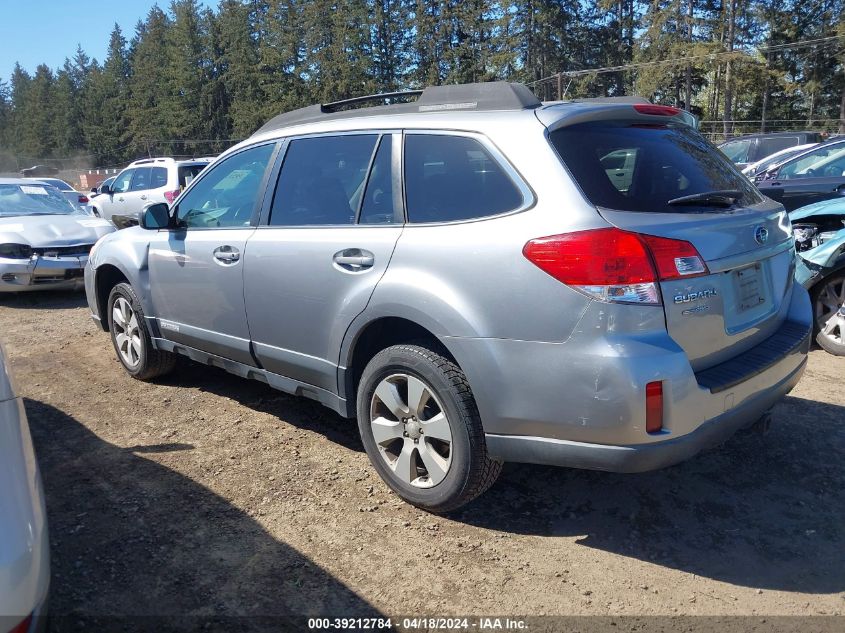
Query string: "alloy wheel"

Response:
xmin=112 ymin=297 xmax=142 ymax=367
xmin=369 ymin=373 xmax=453 ymax=488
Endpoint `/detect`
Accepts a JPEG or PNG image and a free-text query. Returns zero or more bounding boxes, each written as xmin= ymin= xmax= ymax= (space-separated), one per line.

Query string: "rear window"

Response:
xmin=757 ymin=136 xmax=798 ymax=157
xmin=551 ymin=122 xmax=762 ymax=213
xmin=178 ymin=164 xmax=207 ymax=189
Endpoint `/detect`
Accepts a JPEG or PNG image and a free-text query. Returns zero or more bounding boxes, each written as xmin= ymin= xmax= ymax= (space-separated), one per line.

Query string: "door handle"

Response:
xmin=213 ymin=246 xmax=240 ymax=264
xmin=333 ymin=249 xmax=374 ymax=271
xmin=118 ymin=197 xmax=124 ymax=202
xmin=140 ymin=194 xmax=147 ymax=200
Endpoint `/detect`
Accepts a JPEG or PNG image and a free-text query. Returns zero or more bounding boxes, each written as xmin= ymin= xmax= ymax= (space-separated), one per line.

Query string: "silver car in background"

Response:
xmin=85 ymin=82 xmax=812 ymax=512
xmin=0 ymin=342 xmax=49 ymax=632
xmin=26 ymin=178 xmax=91 ymax=213
xmin=0 ymin=179 xmax=115 ymax=292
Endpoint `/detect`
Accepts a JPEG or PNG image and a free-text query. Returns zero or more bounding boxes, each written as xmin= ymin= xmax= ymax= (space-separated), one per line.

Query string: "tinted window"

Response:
xmin=551 ymin=122 xmax=762 ymax=213
xmin=270 ymin=135 xmax=378 ymax=226
xmin=0 ymin=183 xmax=77 ymax=217
xmin=130 ymin=167 xmax=151 ymax=191
xmin=360 ymin=136 xmax=396 ymax=224
xmin=112 ymin=169 xmax=133 ymax=193
xmin=176 ymin=143 xmax=275 ymax=229
xmin=779 ymin=144 xmax=845 ymax=179
xmin=719 ymin=139 xmax=752 ymax=163
xmin=757 ymin=136 xmax=798 ymax=158
xmin=404 ymin=134 xmax=523 ymax=223
xmin=178 ymin=164 xmax=206 ymax=188
xmin=38 ymin=178 xmax=74 ymax=191
xmin=150 ymin=167 xmax=168 ymax=188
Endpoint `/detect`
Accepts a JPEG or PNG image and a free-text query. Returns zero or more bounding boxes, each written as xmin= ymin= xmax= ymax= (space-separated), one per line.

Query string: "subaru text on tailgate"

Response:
xmin=84 ymin=82 xmax=812 ymax=512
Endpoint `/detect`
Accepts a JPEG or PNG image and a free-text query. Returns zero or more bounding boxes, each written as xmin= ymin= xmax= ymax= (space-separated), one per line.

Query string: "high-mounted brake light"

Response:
xmin=633 ymin=104 xmax=681 ymax=117
xmin=522 ymin=228 xmax=708 ymax=304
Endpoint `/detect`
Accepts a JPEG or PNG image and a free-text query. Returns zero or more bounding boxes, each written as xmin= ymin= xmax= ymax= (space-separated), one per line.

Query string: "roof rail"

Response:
xmin=254 ymin=82 xmax=541 ymax=135
xmin=323 ymin=90 xmax=423 ymax=112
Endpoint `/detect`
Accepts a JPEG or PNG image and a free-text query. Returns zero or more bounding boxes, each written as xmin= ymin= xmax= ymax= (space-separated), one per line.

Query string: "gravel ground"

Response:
xmin=0 ymin=290 xmax=843 ymax=629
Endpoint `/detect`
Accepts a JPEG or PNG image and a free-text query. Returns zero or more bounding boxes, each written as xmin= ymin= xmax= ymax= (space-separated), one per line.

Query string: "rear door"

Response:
xmin=549 ymin=116 xmax=793 ymax=371
xmin=243 ymin=133 xmax=403 ymax=392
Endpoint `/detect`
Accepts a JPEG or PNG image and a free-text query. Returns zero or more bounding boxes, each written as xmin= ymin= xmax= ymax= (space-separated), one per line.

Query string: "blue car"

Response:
xmin=792 ymin=197 xmax=845 ymax=354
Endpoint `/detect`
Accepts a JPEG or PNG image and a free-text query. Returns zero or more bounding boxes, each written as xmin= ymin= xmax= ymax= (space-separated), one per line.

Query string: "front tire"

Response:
xmin=813 ymin=273 xmax=845 ymax=356
xmin=107 ymin=282 xmax=176 ymax=379
xmin=356 ymin=344 xmax=501 ymax=513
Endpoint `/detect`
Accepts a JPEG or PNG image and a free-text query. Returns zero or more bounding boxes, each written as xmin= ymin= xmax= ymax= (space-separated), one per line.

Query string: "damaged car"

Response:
xmin=792 ymin=197 xmax=845 ymax=355
xmin=0 ymin=178 xmax=115 ymax=293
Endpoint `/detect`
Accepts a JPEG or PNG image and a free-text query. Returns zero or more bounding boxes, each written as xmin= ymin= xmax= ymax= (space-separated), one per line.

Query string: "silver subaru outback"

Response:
xmin=84 ymin=82 xmax=811 ymax=512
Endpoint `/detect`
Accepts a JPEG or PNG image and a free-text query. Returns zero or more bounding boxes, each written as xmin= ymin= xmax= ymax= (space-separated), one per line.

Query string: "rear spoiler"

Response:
xmin=538 ymin=100 xmax=699 ymax=132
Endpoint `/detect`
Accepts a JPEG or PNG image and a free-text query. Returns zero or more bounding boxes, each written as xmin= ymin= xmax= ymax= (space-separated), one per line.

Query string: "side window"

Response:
xmin=111 ymin=169 xmax=134 ymax=193
xmin=150 ymin=167 xmax=168 ymax=189
xmin=359 ymin=136 xmax=396 ymax=224
xmin=719 ymin=139 xmax=751 ymax=163
xmin=175 ymin=143 xmax=276 ymax=229
xmin=130 ymin=167 xmax=151 ymax=191
xmin=404 ymin=134 xmax=524 ymax=223
xmin=758 ymin=136 xmax=797 ymax=158
xmin=269 ymin=135 xmax=378 ymax=226
xmin=779 ymin=146 xmax=845 ymax=180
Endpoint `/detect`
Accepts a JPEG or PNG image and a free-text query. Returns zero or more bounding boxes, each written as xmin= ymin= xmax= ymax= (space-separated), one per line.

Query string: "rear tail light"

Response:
xmin=78 ymin=195 xmax=89 ymax=204
xmin=522 ymin=228 xmax=708 ymax=304
xmin=164 ymin=189 xmax=181 ymax=204
xmin=645 ymin=381 xmax=664 ymax=433
xmin=9 ymin=615 xmax=32 ymax=633
xmin=633 ymin=103 xmax=681 ymax=116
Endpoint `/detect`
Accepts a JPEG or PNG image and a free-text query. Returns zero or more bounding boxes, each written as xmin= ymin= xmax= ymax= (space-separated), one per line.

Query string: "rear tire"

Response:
xmin=107 ymin=282 xmax=176 ymax=379
xmin=812 ymin=273 xmax=845 ymax=356
xmin=356 ymin=343 xmax=501 ymax=513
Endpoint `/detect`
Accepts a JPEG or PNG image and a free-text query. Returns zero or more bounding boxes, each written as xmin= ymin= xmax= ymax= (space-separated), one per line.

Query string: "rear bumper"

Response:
xmin=486 ymin=353 xmax=806 ymax=472
xmin=448 ymin=282 xmax=812 ymax=470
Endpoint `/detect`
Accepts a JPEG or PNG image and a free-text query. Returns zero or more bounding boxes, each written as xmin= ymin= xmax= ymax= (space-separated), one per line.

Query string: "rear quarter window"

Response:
xmin=551 ymin=122 xmax=762 ymax=213
xmin=404 ymin=134 xmax=524 ymax=223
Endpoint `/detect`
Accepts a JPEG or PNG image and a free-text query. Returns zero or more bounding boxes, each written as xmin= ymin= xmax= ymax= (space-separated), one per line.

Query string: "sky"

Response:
xmin=0 ymin=0 xmax=214 ymax=81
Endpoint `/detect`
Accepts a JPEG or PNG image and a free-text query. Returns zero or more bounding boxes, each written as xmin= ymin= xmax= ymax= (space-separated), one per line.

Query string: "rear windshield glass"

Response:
xmin=551 ymin=122 xmax=762 ymax=213
xmin=179 ymin=165 xmax=207 ymax=189
xmin=0 ymin=184 xmax=77 ymax=217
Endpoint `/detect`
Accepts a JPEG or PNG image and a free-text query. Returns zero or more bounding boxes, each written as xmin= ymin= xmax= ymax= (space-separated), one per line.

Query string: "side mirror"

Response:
xmin=140 ymin=202 xmax=172 ymax=230
xmin=100 ymin=183 xmax=112 ymax=195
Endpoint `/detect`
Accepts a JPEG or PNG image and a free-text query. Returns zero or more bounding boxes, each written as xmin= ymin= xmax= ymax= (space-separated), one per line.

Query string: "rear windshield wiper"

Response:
xmin=667 ymin=190 xmax=742 ymax=208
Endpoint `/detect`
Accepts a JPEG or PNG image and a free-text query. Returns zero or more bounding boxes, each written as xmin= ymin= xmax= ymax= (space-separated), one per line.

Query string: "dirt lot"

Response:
xmin=1 ymin=291 xmax=843 ymax=628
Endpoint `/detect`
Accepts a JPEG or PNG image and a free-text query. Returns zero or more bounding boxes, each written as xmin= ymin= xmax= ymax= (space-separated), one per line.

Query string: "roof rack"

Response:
xmin=254 ymin=82 xmax=541 ymax=135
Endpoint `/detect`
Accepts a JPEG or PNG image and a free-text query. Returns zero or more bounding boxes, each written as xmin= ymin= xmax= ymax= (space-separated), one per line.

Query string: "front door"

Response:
xmin=147 ymin=142 xmax=278 ymax=365
xmin=243 ymin=133 xmax=403 ymax=392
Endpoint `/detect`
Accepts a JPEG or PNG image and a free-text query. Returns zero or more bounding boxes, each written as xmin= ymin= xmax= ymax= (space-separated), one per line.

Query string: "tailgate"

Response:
xmin=600 ymin=206 xmax=794 ymax=371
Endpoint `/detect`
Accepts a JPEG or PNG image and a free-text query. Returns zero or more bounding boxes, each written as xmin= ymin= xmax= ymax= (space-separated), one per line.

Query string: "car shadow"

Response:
xmin=452 ymin=394 xmax=844 ymax=595
xmin=157 ymin=360 xmax=365 ymax=453
xmin=0 ymin=290 xmax=87 ymax=310
xmin=103 ymin=354 xmax=843 ymax=596
xmin=24 ymin=398 xmax=381 ymax=631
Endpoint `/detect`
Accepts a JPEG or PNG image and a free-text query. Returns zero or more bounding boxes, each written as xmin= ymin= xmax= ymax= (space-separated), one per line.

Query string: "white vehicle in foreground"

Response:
xmin=0 ymin=341 xmax=49 ymax=632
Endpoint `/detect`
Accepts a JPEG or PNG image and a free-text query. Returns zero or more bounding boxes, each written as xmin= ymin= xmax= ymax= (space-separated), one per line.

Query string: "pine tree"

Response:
xmin=127 ymin=8 xmax=172 ymax=157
